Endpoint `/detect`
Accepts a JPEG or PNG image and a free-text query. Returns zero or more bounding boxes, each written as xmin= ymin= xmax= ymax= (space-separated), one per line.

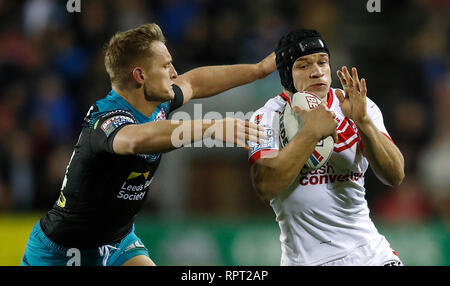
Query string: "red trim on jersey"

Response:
xmin=337 ymin=117 xmax=352 ymax=132
xmin=337 ymin=119 xmax=358 ymax=140
xmin=249 ymin=149 xmax=278 ymax=165
xmin=334 ymin=136 xmax=360 ymax=152
xmin=327 ymin=89 xmax=333 ymax=108
xmin=382 ymin=132 xmax=393 ymax=143
xmin=334 ymin=118 xmax=360 ymax=152
xmin=279 ymin=92 xmax=291 ymax=106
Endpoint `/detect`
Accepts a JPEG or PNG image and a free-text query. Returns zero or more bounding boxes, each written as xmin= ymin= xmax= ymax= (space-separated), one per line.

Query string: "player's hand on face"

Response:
xmin=336 ymin=66 xmax=369 ymax=124
xmin=211 ymin=118 xmax=268 ymax=151
xmin=294 ymin=102 xmax=338 ymax=143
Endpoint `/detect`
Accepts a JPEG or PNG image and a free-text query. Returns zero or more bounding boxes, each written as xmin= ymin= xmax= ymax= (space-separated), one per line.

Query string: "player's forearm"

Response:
xmin=357 ymin=119 xmax=405 ymax=186
xmin=182 ymin=64 xmax=266 ymax=99
xmin=115 ymin=120 xmax=213 ymax=154
xmin=252 ymin=129 xmax=319 ymax=201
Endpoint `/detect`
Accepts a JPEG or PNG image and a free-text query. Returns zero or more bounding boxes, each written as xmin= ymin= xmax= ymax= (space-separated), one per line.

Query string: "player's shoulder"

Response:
xmin=84 ymin=97 xmax=137 ymax=129
xmin=365 ymin=95 xmax=379 ymax=108
xmin=251 ymin=94 xmax=287 ymax=126
xmin=330 ymin=87 xmax=381 ymax=112
xmin=260 ymin=93 xmax=288 ymax=113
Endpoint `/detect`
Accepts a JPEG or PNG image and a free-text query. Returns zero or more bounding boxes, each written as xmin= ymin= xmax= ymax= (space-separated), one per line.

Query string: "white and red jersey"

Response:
xmin=249 ymin=88 xmax=394 ymax=265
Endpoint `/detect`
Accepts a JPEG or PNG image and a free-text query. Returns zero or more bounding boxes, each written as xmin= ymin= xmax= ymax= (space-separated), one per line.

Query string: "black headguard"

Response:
xmin=275 ymin=29 xmax=330 ymax=92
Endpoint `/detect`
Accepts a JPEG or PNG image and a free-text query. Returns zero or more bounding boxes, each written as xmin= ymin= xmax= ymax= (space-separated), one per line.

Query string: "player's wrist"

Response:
xmin=256 ymin=53 xmax=276 ymax=79
xmin=354 ymin=115 xmax=372 ymax=130
xmin=254 ymin=62 xmax=267 ymax=79
xmin=297 ymin=127 xmax=322 ymax=143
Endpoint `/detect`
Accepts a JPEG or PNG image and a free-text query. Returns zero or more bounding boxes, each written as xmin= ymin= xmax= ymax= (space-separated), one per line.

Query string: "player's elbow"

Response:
xmin=390 ymin=168 xmax=405 ymax=187
xmin=113 ymin=126 xmax=143 ymax=155
xmin=124 ymin=128 xmax=157 ymax=154
xmin=130 ymin=135 xmax=174 ymax=154
xmin=250 ymin=163 xmax=288 ymax=201
xmin=390 ymin=152 xmax=405 ymax=187
xmin=388 ymin=157 xmax=405 ymax=187
xmin=254 ymin=183 xmax=275 ymax=202
xmin=381 ymin=167 xmax=405 ymax=187
xmin=128 ymin=136 xmax=144 ymax=154
xmin=252 ymin=177 xmax=284 ymax=202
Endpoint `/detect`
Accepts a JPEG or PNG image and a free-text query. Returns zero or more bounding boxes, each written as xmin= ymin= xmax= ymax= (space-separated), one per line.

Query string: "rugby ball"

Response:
xmin=279 ymin=91 xmax=334 ymax=170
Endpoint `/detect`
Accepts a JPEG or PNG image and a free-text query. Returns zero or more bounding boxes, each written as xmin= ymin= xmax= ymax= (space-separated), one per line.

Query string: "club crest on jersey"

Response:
xmin=154 ymin=108 xmax=167 ymax=121
xmin=254 ymin=114 xmax=263 ymax=125
xmin=101 ymin=115 xmax=134 ymax=137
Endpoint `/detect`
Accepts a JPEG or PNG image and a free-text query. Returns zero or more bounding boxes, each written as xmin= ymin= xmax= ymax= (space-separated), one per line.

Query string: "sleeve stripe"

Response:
xmin=170 ymin=84 xmax=184 ymax=112
xmin=249 ymin=149 xmax=278 ymax=165
xmin=382 ymin=132 xmax=393 ymax=142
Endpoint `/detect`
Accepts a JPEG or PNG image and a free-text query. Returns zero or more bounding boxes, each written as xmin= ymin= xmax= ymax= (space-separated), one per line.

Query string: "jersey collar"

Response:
xmin=327 ymin=89 xmax=334 ymax=108
xmin=279 ymin=91 xmax=291 ymax=106
xmin=279 ymin=89 xmax=334 ymax=108
xmin=108 ymin=89 xmax=170 ymax=123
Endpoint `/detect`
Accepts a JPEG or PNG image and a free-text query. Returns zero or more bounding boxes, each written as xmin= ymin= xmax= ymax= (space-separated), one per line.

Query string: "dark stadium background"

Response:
xmin=0 ymin=0 xmax=448 ymax=265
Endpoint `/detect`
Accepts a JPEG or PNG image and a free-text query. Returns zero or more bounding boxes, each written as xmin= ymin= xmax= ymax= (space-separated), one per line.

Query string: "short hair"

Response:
xmin=104 ymin=23 xmax=166 ymax=89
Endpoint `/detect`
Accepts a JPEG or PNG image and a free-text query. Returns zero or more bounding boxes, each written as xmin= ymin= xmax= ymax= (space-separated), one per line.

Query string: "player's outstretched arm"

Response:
xmin=173 ymin=53 xmax=276 ymax=103
xmin=251 ymin=104 xmax=337 ymax=201
xmin=113 ymin=118 xmax=267 ymax=155
xmin=336 ymin=66 xmax=404 ymax=186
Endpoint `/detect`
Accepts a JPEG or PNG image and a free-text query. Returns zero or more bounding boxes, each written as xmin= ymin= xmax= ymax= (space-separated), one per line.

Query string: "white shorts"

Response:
xmin=320 ymin=236 xmax=403 ymax=266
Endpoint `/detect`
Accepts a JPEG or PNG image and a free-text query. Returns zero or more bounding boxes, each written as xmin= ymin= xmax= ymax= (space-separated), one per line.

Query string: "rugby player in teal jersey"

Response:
xmin=21 ymin=23 xmax=275 ymax=266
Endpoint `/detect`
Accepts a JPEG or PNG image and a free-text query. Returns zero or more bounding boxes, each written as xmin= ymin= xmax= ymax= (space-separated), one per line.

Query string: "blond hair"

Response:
xmin=104 ymin=23 xmax=166 ymax=89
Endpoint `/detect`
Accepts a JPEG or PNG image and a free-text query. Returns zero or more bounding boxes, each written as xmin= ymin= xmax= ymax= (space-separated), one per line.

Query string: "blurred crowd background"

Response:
xmin=0 ymin=0 xmax=449 ymax=265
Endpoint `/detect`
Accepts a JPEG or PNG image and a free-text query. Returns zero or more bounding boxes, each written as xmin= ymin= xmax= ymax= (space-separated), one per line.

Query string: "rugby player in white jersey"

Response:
xmin=248 ymin=29 xmax=405 ymax=266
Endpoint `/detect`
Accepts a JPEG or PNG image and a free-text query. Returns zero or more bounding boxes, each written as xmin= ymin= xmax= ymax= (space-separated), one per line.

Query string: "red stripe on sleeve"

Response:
xmin=249 ymin=149 xmax=278 ymax=165
xmin=382 ymin=132 xmax=393 ymax=143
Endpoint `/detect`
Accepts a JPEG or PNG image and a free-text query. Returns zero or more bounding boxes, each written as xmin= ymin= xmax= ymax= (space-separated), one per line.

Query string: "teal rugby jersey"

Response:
xmin=40 ymin=85 xmax=183 ymax=248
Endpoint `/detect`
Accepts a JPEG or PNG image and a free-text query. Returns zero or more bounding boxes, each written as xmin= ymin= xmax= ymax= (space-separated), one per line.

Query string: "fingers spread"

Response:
xmin=337 ymin=70 xmax=346 ymax=88
xmin=237 ymin=120 xmax=267 ymax=140
xmin=235 ymin=137 xmax=250 ymax=150
xmin=342 ymin=66 xmax=354 ymax=88
xmin=242 ymin=120 xmax=266 ymax=132
xmin=352 ymin=67 xmax=361 ymax=92
xmin=335 ymin=89 xmax=345 ymax=103
xmin=237 ymin=130 xmax=263 ymax=145
xmin=361 ymin=78 xmax=367 ymax=96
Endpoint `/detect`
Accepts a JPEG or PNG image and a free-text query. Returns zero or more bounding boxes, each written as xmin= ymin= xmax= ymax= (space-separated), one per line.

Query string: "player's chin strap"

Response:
xmin=98 ymin=244 xmax=119 ymax=266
